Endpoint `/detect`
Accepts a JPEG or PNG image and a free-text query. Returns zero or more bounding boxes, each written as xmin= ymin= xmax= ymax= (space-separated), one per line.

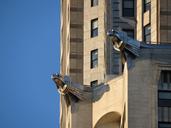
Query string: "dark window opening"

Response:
xmin=159 ymin=91 xmax=171 ymax=100
xmin=144 ymin=24 xmax=151 ymax=44
xmin=122 ymin=0 xmax=134 ymax=17
xmin=159 ymin=122 xmax=171 ymax=128
xmin=144 ymin=0 xmax=151 ymax=12
xmin=159 ymin=71 xmax=171 ymax=91
xmin=91 ymin=0 xmax=98 ymax=7
xmin=91 ymin=18 xmax=98 ymax=37
xmin=91 ymin=49 xmax=98 ymax=68
xmin=90 ymin=80 xmax=98 ymax=87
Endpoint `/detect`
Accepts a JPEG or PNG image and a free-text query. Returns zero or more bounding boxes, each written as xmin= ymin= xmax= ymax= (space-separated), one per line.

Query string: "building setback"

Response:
xmin=59 ymin=0 xmax=171 ymax=128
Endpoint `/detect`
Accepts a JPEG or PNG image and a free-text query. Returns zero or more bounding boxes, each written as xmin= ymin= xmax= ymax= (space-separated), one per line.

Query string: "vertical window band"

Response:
xmin=158 ymin=70 xmax=171 ymax=127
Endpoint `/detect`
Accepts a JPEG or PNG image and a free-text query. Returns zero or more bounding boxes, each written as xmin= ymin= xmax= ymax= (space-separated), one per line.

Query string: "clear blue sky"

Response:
xmin=0 ymin=0 xmax=60 ymax=128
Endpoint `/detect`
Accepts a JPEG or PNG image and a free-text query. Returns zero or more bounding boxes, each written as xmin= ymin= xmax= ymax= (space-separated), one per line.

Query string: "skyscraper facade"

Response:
xmin=60 ymin=0 xmax=171 ymax=128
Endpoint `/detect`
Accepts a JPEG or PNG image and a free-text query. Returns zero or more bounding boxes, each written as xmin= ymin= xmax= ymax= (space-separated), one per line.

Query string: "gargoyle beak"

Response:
xmin=51 ymin=73 xmax=65 ymax=89
xmin=51 ymin=74 xmax=57 ymax=80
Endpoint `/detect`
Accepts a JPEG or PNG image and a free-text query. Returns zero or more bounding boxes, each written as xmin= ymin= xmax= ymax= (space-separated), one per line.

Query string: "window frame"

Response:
xmin=158 ymin=122 xmax=171 ymax=128
xmin=90 ymin=49 xmax=98 ymax=69
xmin=90 ymin=80 xmax=98 ymax=87
xmin=159 ymin=70 xmax=171 ymax=91
xmin=91 ymin=18 xmax=98 ymax=38
xmin=144 ymin=24 xmax=151 ymax=44
xmin=122 ymin=0 xmax=134 ymax=17
xmin=144 ymin=0 xmax=151 ymax=12
xmin=91 ymin=0 xmax=98 ymax=7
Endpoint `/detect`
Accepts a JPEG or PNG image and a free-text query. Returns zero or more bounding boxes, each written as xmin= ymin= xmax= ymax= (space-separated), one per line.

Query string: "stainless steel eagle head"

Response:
xmin=51 ymin=73 xmax=65 ymax=89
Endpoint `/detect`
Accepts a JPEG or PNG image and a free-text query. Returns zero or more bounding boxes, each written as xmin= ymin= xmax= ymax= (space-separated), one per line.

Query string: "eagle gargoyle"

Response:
xmin=51 ymin=73 xmax=109 ymax=103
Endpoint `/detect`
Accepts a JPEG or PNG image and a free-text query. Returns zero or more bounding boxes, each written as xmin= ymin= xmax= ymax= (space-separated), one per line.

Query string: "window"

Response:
xmin=90 ymin=80 xmax=98 ymax=87
xmin=123 ymin=29 xmax=134 ymax=38
xmin=159 ymin=91 xmax=171 ymax=100
xmin=158 ymin=109 xmax=171 ymax=124
xmin=122 ymin=0 xmax=134 ymax=17
xmin=91 ymin=49 xmax=98 ymax=68
xmin=91 ymin=18 xmax=98 ymax=37
xmin=144 ymin=0 xmax=151 ymax=12
xmin=144 ymin=24 xmax=151 ymax=44
xmin=158 ymin=70 xmax=171 ymax=127
xmin=159 ymin=71 xmax=171 ymax=91
xmin=159 ymin=122 xmax=171 ymax=128
xmin=91 ymin=0 xmax=98 ymax=7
